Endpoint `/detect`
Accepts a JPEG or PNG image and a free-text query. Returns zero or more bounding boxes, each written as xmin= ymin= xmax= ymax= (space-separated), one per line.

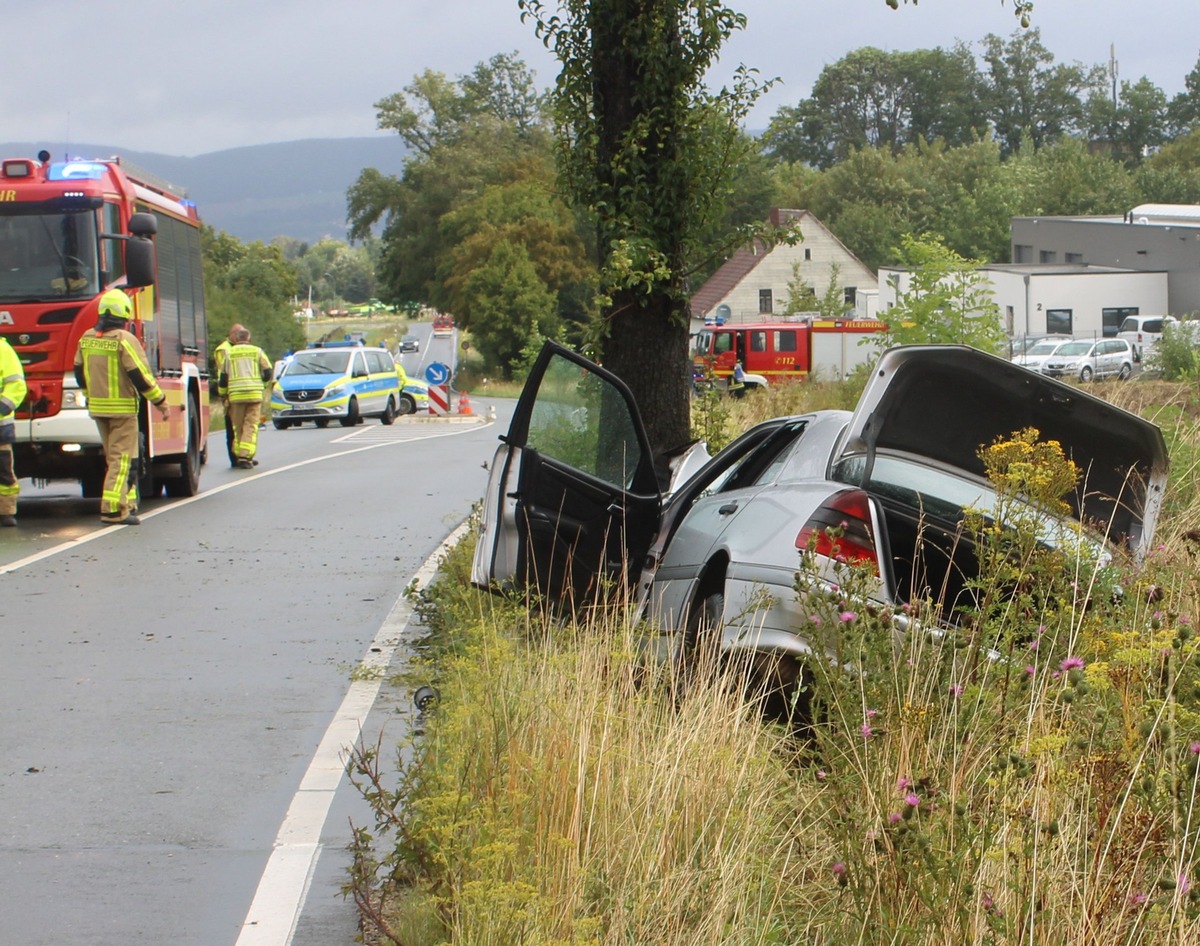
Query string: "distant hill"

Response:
xmin=0 ymin=138 xmax=410 ymax=244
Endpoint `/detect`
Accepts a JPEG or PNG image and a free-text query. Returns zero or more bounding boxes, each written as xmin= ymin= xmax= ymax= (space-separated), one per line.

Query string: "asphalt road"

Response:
xmin=0 ymin=393 xmax=515 ymax=946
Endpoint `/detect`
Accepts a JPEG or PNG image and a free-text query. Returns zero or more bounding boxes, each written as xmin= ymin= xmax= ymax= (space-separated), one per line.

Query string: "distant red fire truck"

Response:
xmin=0 ymin=151 xmax=209 ymax=498
xmin=431 ymin=312 xmax=455 ymax=337
xmin=692 ymin=317 xmax=888 ymax=386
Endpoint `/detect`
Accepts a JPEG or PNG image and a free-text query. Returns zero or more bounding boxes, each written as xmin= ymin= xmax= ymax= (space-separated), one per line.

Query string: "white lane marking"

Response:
xmin=0 ymin=421 xmax=491 ymax=576
xmin=233 ymin=519 xmax=471 ymax=946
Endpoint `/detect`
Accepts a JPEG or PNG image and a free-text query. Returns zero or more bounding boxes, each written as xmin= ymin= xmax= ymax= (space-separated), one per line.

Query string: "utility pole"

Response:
xmin=1109 ymin=44 xmax=1119 ymax=108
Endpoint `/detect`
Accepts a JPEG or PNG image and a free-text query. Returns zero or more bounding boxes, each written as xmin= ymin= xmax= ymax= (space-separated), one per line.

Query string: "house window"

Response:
xmin=759 ymin=289 xmax=773 ymax=314
xmin=1046 ymin=309 xmax=1073 ymax=334
xmin=1039 ymin=250 xmax=1058 ymax=264
xmin=1065 ymin=252 xmax=1084 ymax=264
xmin=1013 ymin=244 xmax=1033 ymax=263
xmin=804 ymin=248 xmax=811 ymax=261
xmin=1005 ymin=306 xmax=1014 ymax=334
xmin=1102 ymin=306 xmax=1138 ymax=337
xmin=843 ymin=286 xmax=857 ymax=306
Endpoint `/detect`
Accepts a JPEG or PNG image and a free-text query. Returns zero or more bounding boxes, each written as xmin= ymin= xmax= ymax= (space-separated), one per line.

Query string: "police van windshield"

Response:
xmin=0 ymin=209 xmax=100 ymax=302
xmin=289 ymin=351 xmax=351 ymax=374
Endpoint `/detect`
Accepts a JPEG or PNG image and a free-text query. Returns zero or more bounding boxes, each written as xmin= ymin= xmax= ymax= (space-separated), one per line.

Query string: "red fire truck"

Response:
xmin=0 ymin=151 xmax=209 ymax=498
xmin=692 ymin=317 xmax=888 ymax=387
xmin=431 ymin=312 xmax=455 ymax=336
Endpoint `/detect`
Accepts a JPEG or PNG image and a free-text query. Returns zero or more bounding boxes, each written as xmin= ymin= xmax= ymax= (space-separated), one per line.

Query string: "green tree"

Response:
xmin=763 ymin=45 xmax=985 ymax=169
xmin=437 ymin=164 xmax=594 ymax=343
xmin=875 ymin=234 xmax=1005 ymax=352
xmin=201 ymin=226 xmax=304 ymax=367
xmin=1167 ymin=54 xmax=1200 ymax=135
xmin=347 ymin=56 xmax=553 ymax=310
xmin=1084 ymin=76 xmax=1169 ymax=165
xmin=520 ymin=0 xmax=779 ymax=454
xmin=460 ymin=240 xmax=557 ymax=376
xmin=979 ymin=28 xmax=1100 ymax=156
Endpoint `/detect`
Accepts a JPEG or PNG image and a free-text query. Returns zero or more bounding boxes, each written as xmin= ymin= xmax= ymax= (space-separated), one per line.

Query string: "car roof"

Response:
xmin=839 ymin=345 xmax=1168 ymax=551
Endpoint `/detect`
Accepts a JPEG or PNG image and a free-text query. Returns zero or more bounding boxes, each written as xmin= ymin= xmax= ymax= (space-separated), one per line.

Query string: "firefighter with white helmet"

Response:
xmin=73 ymin=288 xmax=169 ymax=526
xmin=0 ymin=336 xmax=28 ymax=527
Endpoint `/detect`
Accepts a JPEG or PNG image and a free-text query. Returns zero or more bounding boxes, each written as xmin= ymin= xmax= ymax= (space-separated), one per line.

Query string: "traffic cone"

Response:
xmin=457 ymin=391 xmax=473 ymax=415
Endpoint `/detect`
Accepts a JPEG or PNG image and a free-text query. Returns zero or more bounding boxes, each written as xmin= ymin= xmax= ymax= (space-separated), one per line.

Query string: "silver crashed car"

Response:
xmin=471 ymin=342 xmax=1167 ymax=675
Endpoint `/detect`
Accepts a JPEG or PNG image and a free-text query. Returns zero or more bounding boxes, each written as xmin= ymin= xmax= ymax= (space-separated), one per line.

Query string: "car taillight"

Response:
xmin=796 ymin=489 xmax=879 ymax=573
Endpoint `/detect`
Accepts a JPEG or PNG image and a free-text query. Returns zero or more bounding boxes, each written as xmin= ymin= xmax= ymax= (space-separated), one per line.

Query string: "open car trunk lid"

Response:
xmin=838 ymin=345 xmax=1168 ymax=558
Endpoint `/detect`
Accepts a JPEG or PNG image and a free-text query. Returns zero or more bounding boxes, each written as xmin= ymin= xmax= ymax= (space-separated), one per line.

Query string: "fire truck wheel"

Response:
xmin=138 ymin=429 xmax=161 ymax=500
xmin=164 ymin=394 xmax=202 ymax=497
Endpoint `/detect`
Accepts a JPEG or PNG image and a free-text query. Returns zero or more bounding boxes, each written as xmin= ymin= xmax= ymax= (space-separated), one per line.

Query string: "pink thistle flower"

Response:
xmin=1059 ymin=656 xmax=1085 ymax=672
xmin=839 ymin=610 xmax=857 ymax=623
xmin=949 ymin=684 xmax=964 ymax=698
xmin=816 ymin=769 xmax=827 ymax=781
xmin=1181 ymin=875 xmax=1192 ymax=897
xmin=832 ymin=861 xmax=848 ymax=886
xmin=808 ymin=614 xmax=822 ymax=625
xmin=888 ymin=812 xmax=902 ymax=825
xmin=1190 ymin=743 xmax=1200 ymax=756
xmin=896 ymin=777 xmax=911 ymax=791
xmin=866 ymin=709 xmax=878 ymax=718
xmin=860 ymin=723 xmax=873 ymax=739
xmin=1129 ymin=892 xmax=1149 ymax=906
xmin=905 ymin=792 xmax=920 ymax=807
xmin=1024 ymin=665 xmax=1036 ymax=676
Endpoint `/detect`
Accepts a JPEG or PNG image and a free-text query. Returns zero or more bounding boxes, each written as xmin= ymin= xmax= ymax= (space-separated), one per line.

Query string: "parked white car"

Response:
xmin=1118 ymin=315 xmax=1177 ymax=363
xmin=1010 ymin=336 xmax=1072 ymax=372
xmin=1041 ymin=338 xmax=1135 ymax=381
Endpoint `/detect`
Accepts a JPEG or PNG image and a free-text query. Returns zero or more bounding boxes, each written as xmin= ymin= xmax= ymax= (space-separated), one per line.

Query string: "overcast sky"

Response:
xmin=9 ymin=0 xmax=1197 ymax=157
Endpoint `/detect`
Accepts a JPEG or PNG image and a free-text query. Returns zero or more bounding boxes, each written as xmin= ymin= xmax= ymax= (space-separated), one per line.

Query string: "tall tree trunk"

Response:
xmin=589 ymin=0 xmax=693 ymax=460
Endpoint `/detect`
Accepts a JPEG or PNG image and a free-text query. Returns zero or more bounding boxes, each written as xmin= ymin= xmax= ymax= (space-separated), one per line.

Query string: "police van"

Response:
xmin=270 ymin=341 xmax=401 ymax=429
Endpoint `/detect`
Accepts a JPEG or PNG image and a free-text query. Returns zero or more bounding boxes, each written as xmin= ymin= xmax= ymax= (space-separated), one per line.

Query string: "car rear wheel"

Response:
xmin=380 ymin=396 xmax=396 ymax=425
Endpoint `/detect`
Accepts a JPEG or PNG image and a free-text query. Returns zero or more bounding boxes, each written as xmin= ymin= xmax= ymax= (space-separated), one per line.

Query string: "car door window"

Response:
xmin=526 ymin=352 xmax=644 ymax=490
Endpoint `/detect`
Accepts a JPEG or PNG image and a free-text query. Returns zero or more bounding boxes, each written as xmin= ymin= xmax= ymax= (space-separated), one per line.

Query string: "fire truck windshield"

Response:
xmin=0 ymin=209 xmax=100 ymax=302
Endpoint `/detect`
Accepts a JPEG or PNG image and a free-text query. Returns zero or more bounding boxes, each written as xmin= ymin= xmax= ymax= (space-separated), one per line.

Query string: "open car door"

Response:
xmin=471 ymin=341 xmax=663 ymax=610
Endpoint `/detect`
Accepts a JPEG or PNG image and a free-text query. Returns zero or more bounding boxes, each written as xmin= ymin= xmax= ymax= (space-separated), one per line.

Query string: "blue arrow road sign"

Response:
xmin=425 ymin=362 xmax=450 ymax=385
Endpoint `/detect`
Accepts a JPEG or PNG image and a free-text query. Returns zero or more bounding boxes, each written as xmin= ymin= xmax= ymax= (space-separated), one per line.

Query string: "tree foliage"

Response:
xmin=520 ymin=0 xmax=780 ymax=454
xmin=876 ymin=234 xmax=1005 ymax=353
xmin=201 ymin=226 xmax=305 ymax=367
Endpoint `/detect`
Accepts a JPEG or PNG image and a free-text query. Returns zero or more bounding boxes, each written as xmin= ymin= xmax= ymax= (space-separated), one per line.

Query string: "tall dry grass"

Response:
xmin=353 ymin=376 xmax=1200 ymax=946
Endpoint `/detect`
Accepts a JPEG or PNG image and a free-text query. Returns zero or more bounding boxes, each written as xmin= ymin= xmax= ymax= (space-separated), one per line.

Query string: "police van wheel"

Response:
xmin=339 ymin=397 xmax=360 ymax=428
xmin=398 ymin=394 xmax=416 ymax=415
xmin=315 ymin=418 xmax=330 ymax=429
xmin=380 ymin=397 xmax=397 ymax=425
xmin=272 ymin=419 xmax=289 ymax=430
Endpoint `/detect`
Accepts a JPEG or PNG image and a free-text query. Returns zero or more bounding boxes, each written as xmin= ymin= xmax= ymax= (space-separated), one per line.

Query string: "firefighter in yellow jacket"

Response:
xmin=218 ymin=327 xmax=272 ymax=469
xmin=0 ymin=336 xmax=28 ymax=527
xmin=73 ymin=289 xmax=169 ymax=526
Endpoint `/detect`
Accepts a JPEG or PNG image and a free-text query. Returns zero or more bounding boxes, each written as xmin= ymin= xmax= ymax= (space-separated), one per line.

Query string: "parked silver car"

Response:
xmin=1041 ymin=337 xmax=1134 ymax=381
xmin=472 ymin=342 xmax=1166 ymax=696
xmin=1010 ymin=335 xmax=1072 ymax=372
